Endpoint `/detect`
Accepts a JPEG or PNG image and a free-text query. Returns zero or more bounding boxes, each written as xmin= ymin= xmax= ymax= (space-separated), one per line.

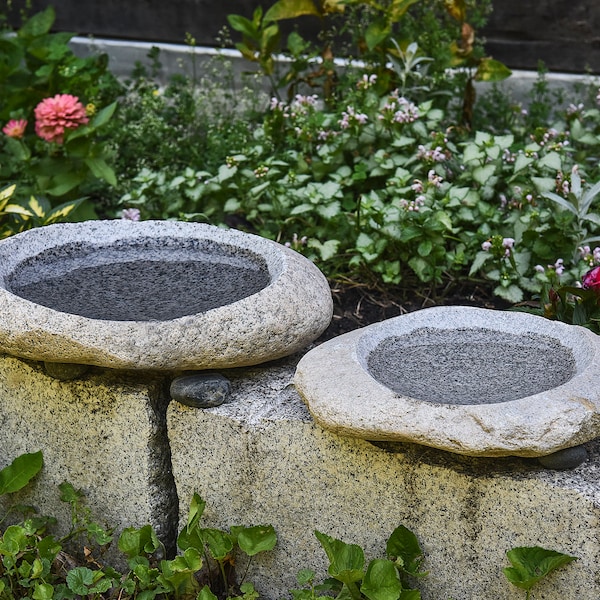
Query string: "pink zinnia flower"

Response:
xmin=2 ymin=119 xmax=27 ymax=139
xmin=34 ymin=94 xmax=89 ymax=144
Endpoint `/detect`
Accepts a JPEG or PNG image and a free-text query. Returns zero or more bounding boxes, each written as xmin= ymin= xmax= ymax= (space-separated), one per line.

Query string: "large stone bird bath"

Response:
xmin=295 ymin=306 xmax=600 ymax=457
xmin=0 ymin=220 xmax=333 ymax=370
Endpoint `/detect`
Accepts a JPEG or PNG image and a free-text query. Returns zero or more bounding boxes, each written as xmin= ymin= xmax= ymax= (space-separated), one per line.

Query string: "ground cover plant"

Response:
xmin=4 ymin=0 xmax=600 ymax=329
xmin=0 ymin=451 xmax=579 ymax=600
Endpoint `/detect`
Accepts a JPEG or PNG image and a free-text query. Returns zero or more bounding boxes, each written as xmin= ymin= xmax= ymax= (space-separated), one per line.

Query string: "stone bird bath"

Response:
xmin=295 ymin=306 xmax=600 ymax=458
xmin=0 ymin=220 xmax=333 ymax=370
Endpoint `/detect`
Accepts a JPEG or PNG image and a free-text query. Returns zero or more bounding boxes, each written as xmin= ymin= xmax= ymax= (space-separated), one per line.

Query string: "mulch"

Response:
xmin=317 ymin=280 xmax=513 ymax=342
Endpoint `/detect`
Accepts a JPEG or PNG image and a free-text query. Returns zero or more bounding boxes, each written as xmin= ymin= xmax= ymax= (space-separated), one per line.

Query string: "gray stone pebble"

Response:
xmin=170 ymin=373 xmax=231 ymax=408
xmin=538 ymin=445 xmax=588 ymax=470
xmin=44 ymin=361 xmax=90 ymax=381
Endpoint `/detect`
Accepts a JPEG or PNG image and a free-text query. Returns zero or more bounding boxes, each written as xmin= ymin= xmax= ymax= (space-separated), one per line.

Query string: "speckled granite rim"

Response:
xmin=0 ymin=220 xmax=333 ymax=370
xmin=294 ymin=306 xmax=600 ymax=457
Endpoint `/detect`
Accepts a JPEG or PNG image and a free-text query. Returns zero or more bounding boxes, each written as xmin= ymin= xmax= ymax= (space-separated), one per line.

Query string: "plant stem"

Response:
xmin=345 ymin=581 xmax=363 ymax=600
xmin=218 ymin=558 xmax=229 ymax=592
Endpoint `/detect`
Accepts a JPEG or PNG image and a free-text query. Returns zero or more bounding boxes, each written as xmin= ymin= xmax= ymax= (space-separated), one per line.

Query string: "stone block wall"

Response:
xmin=0 ymin=353 xmax=599 ymax=599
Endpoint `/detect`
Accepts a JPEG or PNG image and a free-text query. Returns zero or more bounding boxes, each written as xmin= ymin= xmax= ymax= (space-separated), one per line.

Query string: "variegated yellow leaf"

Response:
xmin=2 ymin=204 xmax=35 ymax=217
xmin=26 ymin=196 xmax=46 ymax=218
xmin=0 ymin=185 xmax=16 ymax=211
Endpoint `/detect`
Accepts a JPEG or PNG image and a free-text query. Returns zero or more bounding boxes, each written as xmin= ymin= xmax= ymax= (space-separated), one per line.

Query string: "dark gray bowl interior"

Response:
xmin=7 ymin=237 xmax=270 ymax=321
xmin=366 ymin=327 xmax=576 ymax=405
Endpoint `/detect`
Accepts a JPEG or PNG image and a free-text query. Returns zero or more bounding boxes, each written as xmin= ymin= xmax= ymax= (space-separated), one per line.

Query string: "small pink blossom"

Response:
xmin=34 ymin=94 xmax=89 ymax=144
xmin=121 ymin=208 xmax=141 ymax=221
xmin=2 ymin=119 xmax=27 ymax=139
xmin=550 ymin=258 xmax=565 ymax=276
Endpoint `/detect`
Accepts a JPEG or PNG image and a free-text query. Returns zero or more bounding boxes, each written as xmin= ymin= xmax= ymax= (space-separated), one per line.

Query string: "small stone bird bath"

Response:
xmin=0 ymin=220 xmax=333 ymax=370
xmin=295 ymin=306 xmax=600 ymax=458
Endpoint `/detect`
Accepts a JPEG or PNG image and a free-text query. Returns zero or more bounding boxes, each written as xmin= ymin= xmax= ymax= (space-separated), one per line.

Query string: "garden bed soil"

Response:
xmin=318 ymin=281 xmax=513 ymax=342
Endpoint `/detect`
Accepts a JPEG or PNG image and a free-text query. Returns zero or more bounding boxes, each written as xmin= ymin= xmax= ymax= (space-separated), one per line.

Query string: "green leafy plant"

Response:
xmin=0 ymin=183 xmax=85 ymax=238
xmin=0 ymin=451 xmax=42 ymax=497
xmin=0 ymin=6 xmax=120 ymax=220
xmin=301 ymin=525 xmax=426 ymax=600
xmin=0 ymin=452 xmax=581 ymax=599
xmin=177 ymin=493 xmax=277 ymax=598
xmin=541 ymin=165 xmax=600 ymax=261
xmin=0 ymin=453 xmax=277 ymax=600
xmin=503 ymin=546 xmax=578 ymax=600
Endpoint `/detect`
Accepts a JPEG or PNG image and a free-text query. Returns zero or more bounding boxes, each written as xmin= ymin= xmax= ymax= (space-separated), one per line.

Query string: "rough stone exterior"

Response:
xmin=0 ymin=220 xmax=332 ymax=370
xmin=167 ymin=359 xmax=600 ymax=600
xmin=0 ymin=351 xmax=598 ymax=599
xmin=0 ymin=354 xmax=177 ymax=564
xmin=294 ymin=307 xmax=600 ymax=457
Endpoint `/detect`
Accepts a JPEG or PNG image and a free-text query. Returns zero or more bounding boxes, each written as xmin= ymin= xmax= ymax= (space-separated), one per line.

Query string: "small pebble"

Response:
xmin=538 ymin=445 xmax=588 ymax=470
xmin=44 ymin=361 xmax=90 ymax=381
xmin=170 ymin=373 xmax=231 ymax=408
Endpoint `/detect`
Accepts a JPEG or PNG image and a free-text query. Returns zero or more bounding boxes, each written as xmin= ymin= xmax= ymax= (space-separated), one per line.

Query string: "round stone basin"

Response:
xmin=294 ymin=306 xmax=600 ymax=457
xmin=0 ymin=220 xmax=333 ymax=370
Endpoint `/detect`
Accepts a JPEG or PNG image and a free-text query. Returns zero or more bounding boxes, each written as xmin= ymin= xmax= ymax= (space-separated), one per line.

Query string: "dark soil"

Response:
xmin=317 ymin=280 xmax=513 ymax=342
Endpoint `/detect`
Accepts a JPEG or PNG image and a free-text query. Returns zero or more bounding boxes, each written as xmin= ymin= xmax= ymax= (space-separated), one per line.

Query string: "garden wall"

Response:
xmin=0 ymin=352 xmax=599 ymax=599
xmin=6 ymin=0 xmax=600 ymax=73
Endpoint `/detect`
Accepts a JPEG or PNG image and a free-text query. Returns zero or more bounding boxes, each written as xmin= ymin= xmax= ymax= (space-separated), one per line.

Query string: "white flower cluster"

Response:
xmin=339 ymin=105 xmax=368 ymax=129
xmin=379 ymin=93 xmax=419 ymax=124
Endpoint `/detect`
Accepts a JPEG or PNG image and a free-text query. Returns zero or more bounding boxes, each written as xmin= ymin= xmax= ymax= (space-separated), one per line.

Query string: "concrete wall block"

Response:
xmin=168 ymin=361 xmax=600 ymax=600
xmin=0 ymin=355 xmax=176 ymax=563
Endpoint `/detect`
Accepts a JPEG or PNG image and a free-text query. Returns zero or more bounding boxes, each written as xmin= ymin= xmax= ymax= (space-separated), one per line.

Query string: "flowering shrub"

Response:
xmin=0 ymin=7 xmax=120 ymax=230
xmin=528 ymin=265 xmax=600 ymax=334
xmin=109 ymin=55 xmax=600 ymax=306
xmin=7 ymin=3 xmax=600 ymax=319
xmin=582 ymin=265 xmax=600 ymax=291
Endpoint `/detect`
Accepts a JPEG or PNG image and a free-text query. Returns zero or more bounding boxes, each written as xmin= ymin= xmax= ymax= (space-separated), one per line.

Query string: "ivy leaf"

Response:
xmin=386 ymin=525 xmax=425 ymax=577
xmin=503 ymin=546 xmax=577 ymax=592
xmin=0 ymin=451 xmax=43 ymax=495
xmin=202 ymin=528 xmax=234 ymax=561
xmin=315 ymin=531 xmax=365 ymax=585
xmin=118 ymin=525 xmax=161 ymax=559
xmin=32 ymin=582 xmax=54 ymax=600
xmin=360 ymin=559 xmax=402 ymax=600
xmin=186 ymin=493 xmax=206 ymax=533
xmin=236 ymin=525 xmax=277 ymax=556
xmin=66 ymin=567 xmax=94 ymax=594
xmin=198 ymin=585 xmax=219 ymax=600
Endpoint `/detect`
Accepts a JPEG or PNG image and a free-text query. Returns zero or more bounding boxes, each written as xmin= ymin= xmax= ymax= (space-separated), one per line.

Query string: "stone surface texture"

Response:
xmin=294 ymin=306 xmax=600 ymax=457
xmin=167 ymin=360 xmax=600 ymax=600
xmin=0 ymin=220 xmax=333 ymax=370
xmin=0 ymin=354 xmax=177 ymax=565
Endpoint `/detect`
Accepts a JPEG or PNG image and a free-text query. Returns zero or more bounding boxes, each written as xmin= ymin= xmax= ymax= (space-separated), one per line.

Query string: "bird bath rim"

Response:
xmin=294 ymin=306 xmax=600 ymax=457
xmin=0 ymin=220 xmax=333 ymax=370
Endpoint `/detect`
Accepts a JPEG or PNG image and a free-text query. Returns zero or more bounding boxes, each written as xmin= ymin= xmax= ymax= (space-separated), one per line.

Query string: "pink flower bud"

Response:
xmin=582 ymin=266 xmax=600 ymax=291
